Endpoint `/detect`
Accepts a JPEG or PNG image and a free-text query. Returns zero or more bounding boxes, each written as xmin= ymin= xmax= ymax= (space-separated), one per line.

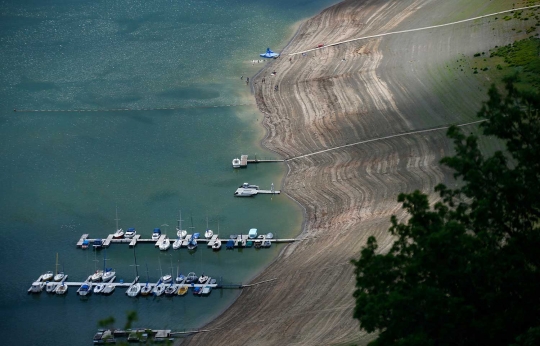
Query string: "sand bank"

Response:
xmin=183 ymin=0 xmax=535 ymax=344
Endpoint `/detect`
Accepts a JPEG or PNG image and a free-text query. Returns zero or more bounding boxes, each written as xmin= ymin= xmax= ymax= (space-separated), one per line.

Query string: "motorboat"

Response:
xmin=177 ymin=285 xmax=188 ymax=296
xmin=124 ymin=227 xmax=136 ymax=238
xmin=102 ymin=268 xmax=115 ymax=282
xmin=161 ymin=274 xmax=172 ymax=284
xmin=226 ymin=239 xmax=234 ymax=249
xmin=113 ymin=228 xmax=124 ymax=239
xmin=91 ymin=270 xmax=104 ymax=282
xmin=81 ymin=239 xmax=90 ymax=249
xmin=266 ymin=233 xmax=274 ymax=239
xmin=198 ymin=274 xmax=209 ymax=284
xmin=201 ymin=286 xmax=212 ymax=296
xmin=94 ymin=283 xmax=106 ymax=294
xmin=246 ymin=240 xmax=253 ymax=247
xmin=41 ymin=271 xmax=54 ymax=282
xmin=28 ymin=282 xmax=45 ymax=294
xmin=185 ymin=272 xmax=198 ymax=284
xmin=126 ymin=283 xmax=141 ymax=297
xmin=140 ymin=283 xmax=152 ymax=296
xmin=151 ymin=228 xmax=161 ymax=241
xmin=248 ymin=228 xmax=258 ymax=239
xmin=193 ymin=286 xmax=202 ymax=295
xmin=262 ymin=240 xmax=272 ymax=248
xmin=164 ymin=284 xmax=178 ymax=296
xmin=176 ymin=210 xmax=187 ymax=238
xmin=237 ymin=235 xmax=246 ymax=247
xmin=55 ymin=283 xmax=68 ymax=295
xmin=234 ymin=187 xmax=258 ymax=197
xmin=205 ymin=229 xmax=213 ymax=239
xmin=260 ymin=48 xmax=280 ymax=58
xmin=212 ymin=240 xmax=221 ymax=251
xmin=173 ymin=238 xmax=182 ymax=250
xmin=46 ymin=281 xmax=59 ymax=293
xmin=209 ymin=278 xmax=217 ymax=285
xmin=240 ymin=182 xmax=259 ymax=190
xmin=159 ymin=238 xmax=170 ymax=251
xmin=254 ymin=240 xmax=262 ymax=248
xmin=176 ymin=273 xmax=186 ymax=284
xmin=187 ymin=235 xmax=197 ymax=250
xmin=152 ymin=282 xmax=166 ymax=296
xmin=77 ymin=282 xmax=93 ymax=296
xmin=53 ymin=272 xmax=65 ymax=282
xmin=102 ymin=283 xmax=115 ymax=295
xmin=232 ymin=157 xmax=241 ymax=168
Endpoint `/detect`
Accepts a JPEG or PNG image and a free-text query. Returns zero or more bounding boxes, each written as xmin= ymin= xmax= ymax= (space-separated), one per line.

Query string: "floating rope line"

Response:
xmin=13 ymin=103 xmax=256 ymax=113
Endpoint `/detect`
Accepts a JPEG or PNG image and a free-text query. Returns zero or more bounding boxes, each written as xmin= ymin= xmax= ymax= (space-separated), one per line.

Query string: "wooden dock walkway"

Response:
xmin=235 ymin=154 xmax=284 ymax=168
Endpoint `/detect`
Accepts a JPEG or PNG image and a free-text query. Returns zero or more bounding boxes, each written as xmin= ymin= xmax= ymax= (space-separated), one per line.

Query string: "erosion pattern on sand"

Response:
xmin=184 ymin=0 xmax=535 ymax=344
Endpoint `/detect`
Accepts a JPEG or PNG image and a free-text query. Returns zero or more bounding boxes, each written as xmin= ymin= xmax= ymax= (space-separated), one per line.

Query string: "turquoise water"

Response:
xmin=0 ymin=0 xmax=337 ymax=344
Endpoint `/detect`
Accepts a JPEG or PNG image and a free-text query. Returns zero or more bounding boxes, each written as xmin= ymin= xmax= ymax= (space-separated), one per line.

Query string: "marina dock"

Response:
xmin=235 ymin=154 xmax=284 ymax=168
xmin=77 ymin=233 xmax=295 ymax=249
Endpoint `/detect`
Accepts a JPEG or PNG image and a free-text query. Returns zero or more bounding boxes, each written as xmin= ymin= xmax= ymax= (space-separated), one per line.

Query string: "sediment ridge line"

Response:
xmin=289 ymin=4 xmax=540 ymax=55
xmin=287 ymin=119 xmax=486 ymax=161
xmin=12 ymin=103 xmax=256 ymax=114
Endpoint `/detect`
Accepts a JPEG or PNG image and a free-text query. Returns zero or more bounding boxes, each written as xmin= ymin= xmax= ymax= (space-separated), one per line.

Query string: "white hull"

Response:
xmin=232 ymin=158 xmax=241 ymax=168
xmin=55 ymin=284 xmax=68 ymax=295
xmin=205 ymin=230 xmax=213 ymax=239
xmin=126 ymin=284 xmax=141 ymax=297
xmin=177 ymin=229 xmax=187 ymax=238
xmin=212 ymin=242 xmax=221 ymax=251
xmin=159 ymin=238 xmax=171 ymax=251
xmin=173 ymin=239 xmax=182 ymax=250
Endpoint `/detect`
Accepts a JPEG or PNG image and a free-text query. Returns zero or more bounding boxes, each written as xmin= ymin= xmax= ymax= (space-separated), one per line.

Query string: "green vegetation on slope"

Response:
xmin=352 ymin=77 xmax=540 ymax=346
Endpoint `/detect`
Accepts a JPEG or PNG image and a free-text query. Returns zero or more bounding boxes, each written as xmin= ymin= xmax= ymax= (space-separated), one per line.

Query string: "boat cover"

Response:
xmin=153 ymin=228 xmax=161 ymax=233
xmin=260 ymin=48 xmax=279 ymax=58
xmin=128 ymin=227 xmax=135 ymax=231
xmin=248 ymin=228 xmax=258 ymax=238
xmin=193 ymin=233 xmax=200 ymax=239
xmin=226 ymin=239 xmax=234 ymax=248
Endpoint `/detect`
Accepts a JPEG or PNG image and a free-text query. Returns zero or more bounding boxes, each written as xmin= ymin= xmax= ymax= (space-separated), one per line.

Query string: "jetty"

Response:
xmin=77 ymin=233 xmax=295 ymax=249
xmin=234 ymin=182 xmax=280 ymax=197
xmin=234 ymin=154 xmax=284 ymax=168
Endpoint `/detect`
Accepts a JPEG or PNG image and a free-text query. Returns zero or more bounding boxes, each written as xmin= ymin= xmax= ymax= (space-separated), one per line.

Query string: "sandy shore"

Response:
xmin=183 ymin=0 xmax=534 ymax=344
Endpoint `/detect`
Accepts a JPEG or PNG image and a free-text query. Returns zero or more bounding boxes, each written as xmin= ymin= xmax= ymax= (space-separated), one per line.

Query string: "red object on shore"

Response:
xmin=317 ymin=43 xmax=324 ymax=48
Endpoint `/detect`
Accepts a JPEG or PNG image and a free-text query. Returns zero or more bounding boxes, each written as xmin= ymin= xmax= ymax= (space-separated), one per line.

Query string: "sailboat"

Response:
xmin=212 ymin=221 xmax=222 ymax=251
xmin=159 ymin=237 xmax=171 ymax=251
xmin=126 ymin=247 xmax=141 ymax=297
xmin=176 ymin=210 xmax=187 ymax=238
xmin=90 ymin=251 xmax=104 ymax=282
xmin=112 ymin=206 xmax=124 ymax=239
xmin=53 ymin=253 xmax=65 ymax=282
xmin=140 ymin=263 xmax=152 ymax=296
xmin=187 ymin=214 xmax=197 ymax=250
xmin=204 ymin=216 xmax=213 ymax=239
xmin=55 ymin=283 xmax=68 ymax=295
xmin=102 ymin=250 xmax=116 ymax=282
xmin=159 ymin=256 xmax=172 ymax=283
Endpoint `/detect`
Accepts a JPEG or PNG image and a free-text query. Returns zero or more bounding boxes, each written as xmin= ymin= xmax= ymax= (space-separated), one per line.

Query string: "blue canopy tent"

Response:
xmin=260 ymin=48 xmax=279 ymax=58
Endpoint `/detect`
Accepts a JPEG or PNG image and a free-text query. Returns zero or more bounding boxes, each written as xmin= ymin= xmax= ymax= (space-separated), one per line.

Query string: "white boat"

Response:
xmin=151 ymin=228 xmax=161 ymax=241
xmin=140 ymin=283 xmax=152 ymax=296
xmin=91 ymin=270 xmax=104 ymax=282
xmin=175 ymin=273 xmax=186 ymax=284
xmin=234 ymin=187 xmax=258 ymax=197
xmin=232 ymin=157 xmax=241 ymax=168
xmin=240 ymin=182 xmax=259 ymax=190
xmin=124 ymin=227 xmax=136 ymax=238
xmin=41 ymin=271 xmax=54 ymax=282
xmin=201 ymin=286 xmax=212 ymax=296
xmin=112 ymin=207 xmax=124 ymax=238
xmin=212 ymin=240 xmax=221 ymax=251
xmin=46 ymin=281 xmax=59 ymax=293
xmin=198 ymin=274 xmax=209 ymax=284
xmin=159 ymin=238 xmax=170 ymax=251
xmin=77 ymin=282 xmax=93 ymax=296
xmin=161 ymin=274 xmax=172 ymax=283
xmin=176 ymin=210 xmax=187 ymax=238
xmin=53 ymin=253 xmax=65 ymax=281
xmin=164 ymin=284 xmax=178 ymax=296
xmin=103 ymin=269 xmax=115 ymax=282
xmin=173 ymin=238 xmax=182 ymax=250
xmin=55 ymin=283 xmax=68 ymax=295
xmin=28 ymin=282 xmax=45 ymax=294
xmin=152 ymin=282 xmax=166 ymax=296
xmin=266 ymin=233 xmax=274 ymax=239
xmin=185 ymin=272 xmax=198 ymax=284
xmin=94 ymin=283 xmax=106 ymax=294
xmin=126 ymin=283 xmax=141 ymax=297
xmin=205 ymin=229 xmax=213 ymax=239
xmin=102 ymin=283 xmax=115 ymax=295
xmin=187 ymin=236 xmax=197 ymax=250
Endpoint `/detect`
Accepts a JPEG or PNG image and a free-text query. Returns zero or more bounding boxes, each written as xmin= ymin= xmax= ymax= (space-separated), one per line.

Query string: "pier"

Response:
xmin=235 ymin=154 xmax=284 ymax=168
xmin=77 ymin=233 xmax=295 ymax=249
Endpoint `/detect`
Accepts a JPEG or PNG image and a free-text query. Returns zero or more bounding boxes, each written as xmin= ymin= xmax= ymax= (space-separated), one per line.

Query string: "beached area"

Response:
xmin=183 ymin=0 xmax=536 ymax=344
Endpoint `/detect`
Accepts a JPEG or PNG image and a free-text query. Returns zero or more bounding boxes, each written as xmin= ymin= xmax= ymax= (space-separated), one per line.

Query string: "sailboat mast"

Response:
xmin=115 ymin=205 xmax=120 ymax=231
xmin=55 ymin=253 xmax=59 ymax=276
xmin=133 ymin=247 xmax=139 ymax=277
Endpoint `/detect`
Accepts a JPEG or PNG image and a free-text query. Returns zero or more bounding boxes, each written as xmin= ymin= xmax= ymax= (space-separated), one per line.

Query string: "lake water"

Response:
xmin=0 ymin=0 xmax=337 ymax=344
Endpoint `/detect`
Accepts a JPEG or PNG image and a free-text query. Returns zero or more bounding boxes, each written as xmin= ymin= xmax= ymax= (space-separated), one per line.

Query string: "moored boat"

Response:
xmin=102 ymin=269 xmax=115 ymax=282
xmin=159 ymin=238 xmax=170 ymax=251
xmin=126 ymin=283 xmax=141 ymax=297
xmin=266 ymin=233 xmax=274 ymax=239
xmin=212 ymin=239 xmax=221 ymax=251
xmin=28 ymin=282 xmax=45 ymax=294
xmin=112 ymin=228 xmax=124 ymax=239
xmin=46 ymin=281 xmax=59 ymax=293
xmin=93 ymin=239 xmax=103 ymax=250
xmin=232 ymin=157 xmax=241 ymax=168
xmin=102 ymin=283 xmax=115 ymax=295
xmin=124 ymin=227 xmax=136 ymax=238
xmin=91 ymin=270 xmax=104 ymax=282
xmin=185 ymin=272 xmax=198 ymax=284
xmin=151 ymin=228 xmax=161 ymax=241
xmin=205 ymin=229 xmax=213 ymax=239
xmin=198 ymin=274 xmax=209 ymax=284
xmin=176 ymin=210 xmax=187 ymax=238
xmin=93 ymin=282 xmax=106 ymax=294
xmin=193 ymin=286 xmax=202 ymax=295
xmin=164 ymin=284 xmax=178 ymax=296
xmin=201 ymin=286 xmax=212 ymax=296
xmin=81 ymin=239 xmax=90 ymax=249
xmin=77 ymin=282 xmax=93 ymax=296
xmin=173 ymin=237 xmax=182 ymax=250
xmin=140 ymin=283 xmax=152 ymax=296
xmin=152 ymin=281 xmax=166 ymax=296
xmin=41 ymin=271 xmax=54 ymax=282
xmin=55 ymin=283 xmax=68 ymax=295
xmin=177 ymin=285 xmax=188 ymax=296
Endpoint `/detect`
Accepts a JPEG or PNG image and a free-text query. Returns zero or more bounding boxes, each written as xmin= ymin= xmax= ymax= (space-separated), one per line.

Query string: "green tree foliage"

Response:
xmin=351 ymin=76 xmax=540 ymax=346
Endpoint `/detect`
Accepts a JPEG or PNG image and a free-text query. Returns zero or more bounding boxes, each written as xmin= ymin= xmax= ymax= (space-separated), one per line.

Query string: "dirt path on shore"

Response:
xmin=182 ymin=0 xmax=536 ymax=344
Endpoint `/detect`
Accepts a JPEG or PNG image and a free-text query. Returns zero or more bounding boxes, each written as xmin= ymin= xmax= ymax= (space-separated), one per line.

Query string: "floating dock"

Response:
xmin=235 ymin=154 xmax=284 ymax=168
xmin=77 ymin=233 xmax=295 ymax=249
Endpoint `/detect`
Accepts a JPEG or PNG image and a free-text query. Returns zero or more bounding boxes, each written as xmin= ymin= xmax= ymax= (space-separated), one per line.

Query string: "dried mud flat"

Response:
xmin=183 ymin=0 xmax=535 ymax=345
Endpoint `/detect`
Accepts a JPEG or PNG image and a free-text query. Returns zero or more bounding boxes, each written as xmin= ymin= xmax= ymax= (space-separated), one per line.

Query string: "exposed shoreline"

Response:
xmin=183 ymin=0 xmax=535 ymax=344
